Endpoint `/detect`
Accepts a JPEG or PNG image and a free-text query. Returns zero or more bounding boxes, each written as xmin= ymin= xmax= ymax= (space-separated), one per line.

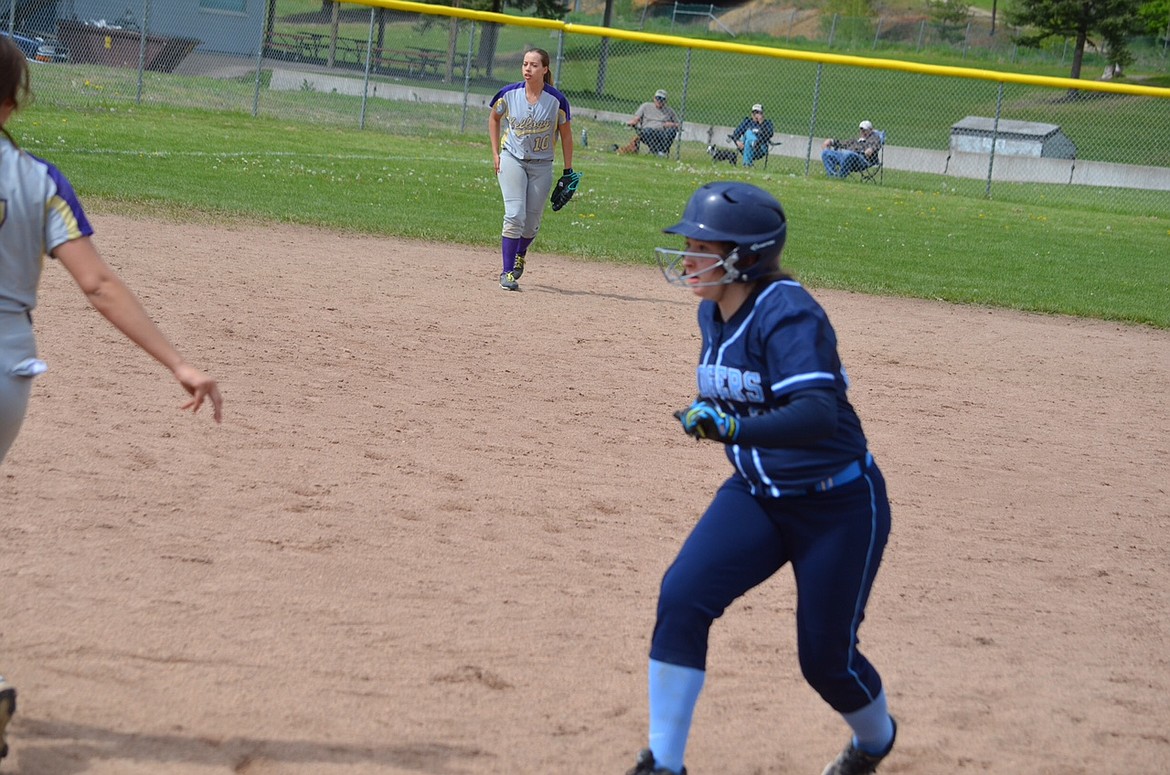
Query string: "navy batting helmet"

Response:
xmin=657 ymin=181 xmax=787 ymax=286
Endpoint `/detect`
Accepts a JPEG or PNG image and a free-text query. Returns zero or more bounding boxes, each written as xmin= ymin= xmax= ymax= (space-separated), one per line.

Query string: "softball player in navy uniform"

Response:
xmin=625 ymin=182 xmax=895 ymax=775
xmin=488 ymin=47 xmax=574 ymax=291
xmin=1 ymin=38 xmax=222 ymax=760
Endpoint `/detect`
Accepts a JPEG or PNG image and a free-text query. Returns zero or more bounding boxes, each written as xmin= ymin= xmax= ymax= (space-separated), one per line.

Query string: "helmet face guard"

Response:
xmin=658 ymin=182 xmax=787 ymax=286
xmin=656 ymin=246 xmax=747 ymax=287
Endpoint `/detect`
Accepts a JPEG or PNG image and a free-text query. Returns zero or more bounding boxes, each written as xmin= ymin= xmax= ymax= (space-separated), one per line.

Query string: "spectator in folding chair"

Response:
xmin=616 ymin=89 xmax=680 ymax=157
xmin=729 ymin=103 xmax=775 ymax=168
xmin=820 ymin=120 xmax=883 ymax=179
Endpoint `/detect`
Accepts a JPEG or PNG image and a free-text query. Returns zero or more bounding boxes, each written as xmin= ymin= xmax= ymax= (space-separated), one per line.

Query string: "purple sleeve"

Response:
xmin=45 ymin=164 xmax=95 ymax=238
xmin=28 ymin=152 xmax=95 ymax=248
xmin=545 ymin=84 xmax=571 ymax=123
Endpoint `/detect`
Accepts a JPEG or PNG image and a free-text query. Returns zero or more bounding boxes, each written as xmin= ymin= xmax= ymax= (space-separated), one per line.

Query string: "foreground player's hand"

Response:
xmin=674 ymin=400 xmax=737 ymax=443
xmin=173 ymin=363 xmax=223 ymax=423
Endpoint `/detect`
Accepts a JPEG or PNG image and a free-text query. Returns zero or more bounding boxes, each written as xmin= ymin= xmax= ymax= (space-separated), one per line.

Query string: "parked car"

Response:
xmin=1 ymin=31 xmax=69 ymax=63
xmin=31 ymin=37 xmax=69 ymax=63
xmin=1 ymin=31 xmax=40 ymax=59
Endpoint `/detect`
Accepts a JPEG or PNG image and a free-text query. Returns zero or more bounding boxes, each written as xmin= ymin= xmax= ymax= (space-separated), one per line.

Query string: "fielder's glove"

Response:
xmin=674 ymin=399 xmax=739 ymax=443
xmin=550 ymin=168 xmax=581 ymax=211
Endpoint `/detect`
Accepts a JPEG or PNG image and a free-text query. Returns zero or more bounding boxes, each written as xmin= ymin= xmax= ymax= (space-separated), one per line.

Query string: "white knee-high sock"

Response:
xmin=648 ymin=659 xmax=705 ymax=774
xmin=842 ymin=690 xmax=895 ymax=755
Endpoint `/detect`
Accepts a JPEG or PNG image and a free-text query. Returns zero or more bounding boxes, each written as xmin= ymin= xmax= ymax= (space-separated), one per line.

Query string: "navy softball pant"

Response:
xmin=649 ymin=461 xmax=891 ymax=714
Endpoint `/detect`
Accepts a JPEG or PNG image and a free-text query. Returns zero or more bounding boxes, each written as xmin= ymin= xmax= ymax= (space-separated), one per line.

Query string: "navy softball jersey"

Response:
xmin=696 ymin=278 xmax=868 ymax=488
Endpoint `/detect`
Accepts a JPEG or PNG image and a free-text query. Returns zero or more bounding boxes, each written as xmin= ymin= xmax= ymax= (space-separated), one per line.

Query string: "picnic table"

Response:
xmin=265 ymin=33 xmax=477 ymax=79
xmin=404 ymin=47 xmax=447 ymax=77
xmin=266 ymin=32 xmax=328 ymax=63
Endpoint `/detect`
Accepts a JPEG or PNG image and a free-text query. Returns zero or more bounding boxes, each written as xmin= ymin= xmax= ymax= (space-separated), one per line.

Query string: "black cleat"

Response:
xmin=0 ymin=676 xmax=16 ymax=762
xmin=821 ymin=718 xmax=897 ymax=775
xmin=625 ymin=748 xmax=686 ymax=775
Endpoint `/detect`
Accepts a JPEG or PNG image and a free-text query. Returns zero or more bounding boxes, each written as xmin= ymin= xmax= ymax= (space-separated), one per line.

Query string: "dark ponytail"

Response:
xmin=530 ymin=47 xmax=552 ymax=85
xmin=0 ymin=35 xmax=31 ymax=145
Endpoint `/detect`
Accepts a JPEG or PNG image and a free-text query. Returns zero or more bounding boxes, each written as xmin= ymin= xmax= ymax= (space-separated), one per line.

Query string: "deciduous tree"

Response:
xmin=1009 ymin=0 xmax=1144 ymax=80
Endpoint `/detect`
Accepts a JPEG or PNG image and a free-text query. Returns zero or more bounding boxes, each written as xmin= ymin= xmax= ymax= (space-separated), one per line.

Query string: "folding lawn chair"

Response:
xmin=858 ymin=129 xmax=886 ymax=184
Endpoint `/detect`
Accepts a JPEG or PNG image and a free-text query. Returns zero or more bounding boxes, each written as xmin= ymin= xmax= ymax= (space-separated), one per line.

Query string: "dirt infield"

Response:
xmin=2 ymin=215 xmax=1168 ymax=774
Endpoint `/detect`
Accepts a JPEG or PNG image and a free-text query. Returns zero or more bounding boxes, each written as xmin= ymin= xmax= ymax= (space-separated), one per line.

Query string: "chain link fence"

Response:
xmin=659 ymin=3 xmax=1170 ymax=74
xmin=7 ymin=0 xmax=1170 ymax=211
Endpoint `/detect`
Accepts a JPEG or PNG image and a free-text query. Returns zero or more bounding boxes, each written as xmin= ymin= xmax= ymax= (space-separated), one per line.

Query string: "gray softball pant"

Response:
xmin=498 ymin=151 xmax=554 ymax=240
xmin=0 ymin=310 xmax=39 ymax=463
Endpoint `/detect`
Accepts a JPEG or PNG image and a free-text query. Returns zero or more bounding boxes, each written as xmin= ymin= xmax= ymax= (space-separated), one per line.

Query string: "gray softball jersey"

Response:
xmin=491 ymin=83 xmax=571 ymax=162
xmin=1 ymin=138 xmax=93 ymax=314
xmin=1 ymin=138 xmax=93 ymax=459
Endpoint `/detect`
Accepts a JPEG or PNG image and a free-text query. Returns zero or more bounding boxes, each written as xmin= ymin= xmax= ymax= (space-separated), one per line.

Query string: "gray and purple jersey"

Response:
xmin=490 ymin=83 xmax=571 ymax=162
xmin=0 ymin=138 xmax=93 ymax=314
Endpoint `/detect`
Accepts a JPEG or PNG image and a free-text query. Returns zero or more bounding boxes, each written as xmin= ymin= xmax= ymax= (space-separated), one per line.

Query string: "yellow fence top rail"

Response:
xmin=346 ymin=0 xmax=1170 ymax=99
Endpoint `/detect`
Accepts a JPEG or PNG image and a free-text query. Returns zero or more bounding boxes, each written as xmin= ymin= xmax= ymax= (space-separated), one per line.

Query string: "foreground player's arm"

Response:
xmin=734 ymin=388 xmax=838 ymax=446
xmin=52 ymin=236 xmax=223 ymax=422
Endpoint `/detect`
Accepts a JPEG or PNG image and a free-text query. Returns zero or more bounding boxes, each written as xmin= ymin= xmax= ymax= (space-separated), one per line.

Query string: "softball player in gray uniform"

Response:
xmin=489 ymin=47 xmax=573 ymax=291
xmin=1 ymin=39 xmax=223 ymax=759
xmin=625 ymin=182 xmax=896 ymax=775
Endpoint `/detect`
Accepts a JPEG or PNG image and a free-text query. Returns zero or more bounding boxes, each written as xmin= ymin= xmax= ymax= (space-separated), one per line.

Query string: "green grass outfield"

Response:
xmin=13 ymin=103 xmax=1169 ymax=329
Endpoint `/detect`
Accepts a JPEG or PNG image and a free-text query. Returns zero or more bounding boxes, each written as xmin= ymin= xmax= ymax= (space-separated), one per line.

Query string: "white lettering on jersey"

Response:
xmin=697 ymin=364 xmax=765 ymax=403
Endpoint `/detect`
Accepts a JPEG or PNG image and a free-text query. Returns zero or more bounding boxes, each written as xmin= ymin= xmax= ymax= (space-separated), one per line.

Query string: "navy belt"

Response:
xmin=769 ymin=452 xmax=873 ymax=498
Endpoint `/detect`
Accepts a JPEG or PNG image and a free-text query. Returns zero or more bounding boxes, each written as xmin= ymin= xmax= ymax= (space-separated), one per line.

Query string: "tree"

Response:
xmin=1009 ymin=0 xmax=1144 ymax=81
xmin=446 ymin=0 xmax=568 ymax=78
xmin=926 ymin=0 xmax=972 ymax=43
xmin=1137 ymin=0 xmax=1170 ymax=35
xmin=596 ymin=0 xmax=614 ymax=96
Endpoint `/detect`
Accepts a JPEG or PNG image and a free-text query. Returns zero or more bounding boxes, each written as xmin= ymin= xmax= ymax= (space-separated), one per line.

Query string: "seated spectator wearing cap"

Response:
xmin=616 ymin=89 xmax=680 ymax=157
xmin=729 ymin=103 xmax=775 ymax=167
xmin=820 ymin=120 xmax=882 ymax=178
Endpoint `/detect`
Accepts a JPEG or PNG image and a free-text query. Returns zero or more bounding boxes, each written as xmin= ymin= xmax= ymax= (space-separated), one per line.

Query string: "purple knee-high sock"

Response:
xmin=517 ymin=236 xmax=535 ymax=257
xmin=501 ymin=237 xmax=521 ymax=274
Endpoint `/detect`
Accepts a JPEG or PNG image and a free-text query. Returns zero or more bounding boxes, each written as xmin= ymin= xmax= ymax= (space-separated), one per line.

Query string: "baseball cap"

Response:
xmin=654 ymin=89 xmax=667 ymax=99
xmin=751 ymin=103 xmax=763 ymax=112
xmin=859 ymin=120 xmax=874 ymax=130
